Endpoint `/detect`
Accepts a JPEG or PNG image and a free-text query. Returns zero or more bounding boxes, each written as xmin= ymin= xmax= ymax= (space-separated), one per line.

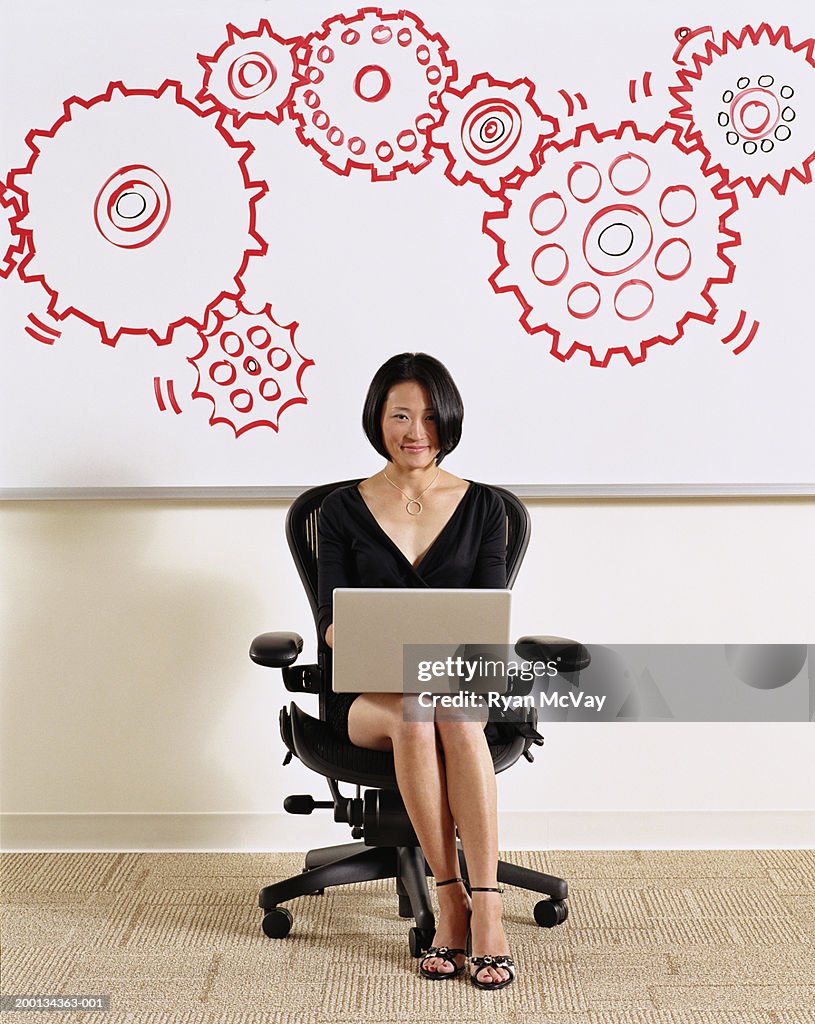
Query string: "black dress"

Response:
xmin=317 ymin=481 xmax=507 ymax=740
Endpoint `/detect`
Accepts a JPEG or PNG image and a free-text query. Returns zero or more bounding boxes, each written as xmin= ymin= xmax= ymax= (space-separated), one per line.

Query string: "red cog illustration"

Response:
xmin=483 ymin=121 xmax=740 ymax=367
xmin=197 ymin=20 xmax=303 ymax=127
xmin=8 ymin=80 xmax=267 ymax=346
xmin=190 ymin=300 xmax=313 ymax=436
xmin=430 ymin=73 xmax=558 ymax=196
xmin=289 ymin=7 xmax=457 ymax=180
xmin=670 ymin=23 xmax=815 ymax=197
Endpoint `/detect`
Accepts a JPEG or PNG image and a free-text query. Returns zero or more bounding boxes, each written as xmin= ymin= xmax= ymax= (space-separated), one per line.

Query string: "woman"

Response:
xmin=317 ymin=352 xmax=515 ymax=990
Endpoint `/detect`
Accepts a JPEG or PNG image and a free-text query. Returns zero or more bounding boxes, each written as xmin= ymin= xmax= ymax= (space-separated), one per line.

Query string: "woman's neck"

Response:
xmin=380 ymin=463 xmax=441 ymax=493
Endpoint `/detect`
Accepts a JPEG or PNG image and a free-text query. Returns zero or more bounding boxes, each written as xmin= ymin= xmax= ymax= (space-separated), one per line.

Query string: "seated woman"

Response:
xmin=317 ymin=352 xmax=515 ymax=990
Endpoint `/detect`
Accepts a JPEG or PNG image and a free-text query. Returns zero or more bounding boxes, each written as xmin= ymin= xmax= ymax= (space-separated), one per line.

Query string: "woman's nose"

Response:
xmin=406 ymin=420 xmax=426 ymax=439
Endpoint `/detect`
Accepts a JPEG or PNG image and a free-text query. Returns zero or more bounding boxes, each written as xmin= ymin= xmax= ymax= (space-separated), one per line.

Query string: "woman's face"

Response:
xmin=381 ymin=380 xmax=440 ymax=469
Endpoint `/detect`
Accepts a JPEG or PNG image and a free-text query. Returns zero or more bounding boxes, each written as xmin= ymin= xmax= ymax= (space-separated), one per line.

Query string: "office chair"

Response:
xmin=250 ymin=479 xmax=590 ymax=954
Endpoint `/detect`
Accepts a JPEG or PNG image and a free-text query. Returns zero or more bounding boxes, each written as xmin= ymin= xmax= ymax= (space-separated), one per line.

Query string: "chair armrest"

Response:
xmin=249 ymin=631 xmax=304 ymax=668
xmin=515 ymin=636 xmax=591 ymax=673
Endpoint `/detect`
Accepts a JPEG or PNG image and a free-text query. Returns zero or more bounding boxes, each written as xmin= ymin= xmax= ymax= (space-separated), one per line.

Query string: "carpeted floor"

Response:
xmin=1 ymin=850 xmax=814 ymax=1023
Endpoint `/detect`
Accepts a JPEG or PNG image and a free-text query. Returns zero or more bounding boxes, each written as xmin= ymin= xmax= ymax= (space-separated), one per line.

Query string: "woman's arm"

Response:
xmin=317 ymin=492 xmax=350 ymax=648
xmin=471 ymin=488 xmax=508 ymax=588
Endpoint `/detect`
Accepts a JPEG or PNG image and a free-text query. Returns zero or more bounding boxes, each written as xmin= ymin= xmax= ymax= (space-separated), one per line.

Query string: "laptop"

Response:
xmin=331 ymin=588 xmax=512 ymax=694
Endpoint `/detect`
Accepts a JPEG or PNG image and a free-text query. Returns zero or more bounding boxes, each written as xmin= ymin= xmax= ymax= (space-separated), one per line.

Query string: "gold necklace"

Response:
xmin=382 ymin=467 xmax=441 ymax=516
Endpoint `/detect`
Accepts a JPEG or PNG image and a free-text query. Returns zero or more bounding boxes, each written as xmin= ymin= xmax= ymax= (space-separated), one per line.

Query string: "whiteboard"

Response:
xmin=1 ymin=0 xmax=814 ymax=495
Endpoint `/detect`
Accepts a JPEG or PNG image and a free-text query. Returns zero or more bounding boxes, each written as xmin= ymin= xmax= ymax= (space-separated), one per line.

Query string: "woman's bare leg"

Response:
xmin=347 ymin=693 xmax=471 ymax=974
xmin=434 ymin=716 xmax=511 ymax=985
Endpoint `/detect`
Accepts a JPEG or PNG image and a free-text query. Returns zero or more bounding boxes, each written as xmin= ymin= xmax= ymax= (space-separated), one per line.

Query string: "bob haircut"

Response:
xmin=362 ymin=353 xmax=464 ymax=465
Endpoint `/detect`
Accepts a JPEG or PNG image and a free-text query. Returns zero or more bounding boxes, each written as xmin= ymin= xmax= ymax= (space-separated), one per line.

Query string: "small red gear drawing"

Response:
xmin=288 ymin=6 xmax=457 ymax=181
xmin=670 ymin=23 xmax=815 ymax=197
xmin=1 ymin=181 xmax=26 ymax=279
xmin=483 ymin=121 xmax=740 ymax=367
xmin=189 ymin=300 xmax=313 ymax=436
xmin=197 ymin=20 xmax=303 ymax=127
xmin=8 ymin=80 xmax=267 ymax=346
xmin=429 ymin=73 xmax=558 ymax=196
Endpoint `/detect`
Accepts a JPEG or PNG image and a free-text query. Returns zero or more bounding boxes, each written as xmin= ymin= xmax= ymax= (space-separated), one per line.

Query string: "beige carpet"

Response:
xmin=1 ymin=850 xmax=814 ymax=1023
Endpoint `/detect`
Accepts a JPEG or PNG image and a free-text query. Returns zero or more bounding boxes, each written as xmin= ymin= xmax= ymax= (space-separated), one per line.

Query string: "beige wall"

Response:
xmin=2 ymin=497 xmax=814 ymax=850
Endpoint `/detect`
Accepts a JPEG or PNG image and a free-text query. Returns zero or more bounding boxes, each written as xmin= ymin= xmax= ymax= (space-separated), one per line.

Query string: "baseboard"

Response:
xmin=2 ymin=810 xmax=813 ymax=852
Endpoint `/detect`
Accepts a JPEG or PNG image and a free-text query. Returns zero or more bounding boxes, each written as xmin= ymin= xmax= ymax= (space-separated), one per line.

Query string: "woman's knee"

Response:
xmin=348 ymin=693 xmax=436 ymax=748
xmin=434 ymin=715 xmax=489 ymax=749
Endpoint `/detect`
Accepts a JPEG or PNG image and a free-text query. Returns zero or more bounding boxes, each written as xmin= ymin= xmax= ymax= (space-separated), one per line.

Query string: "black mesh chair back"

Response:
xmin=286 ymin=478 xmax=531 ymax=618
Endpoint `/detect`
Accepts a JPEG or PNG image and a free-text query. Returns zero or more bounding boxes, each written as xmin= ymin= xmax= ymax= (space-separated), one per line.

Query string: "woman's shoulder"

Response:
xmin=446 ymin=480 xmax=504 ymax=526
xmin=466 ymin=480 xmax=504 ymax=506
xmin=318 ymin=482 xmax=362 ymax=521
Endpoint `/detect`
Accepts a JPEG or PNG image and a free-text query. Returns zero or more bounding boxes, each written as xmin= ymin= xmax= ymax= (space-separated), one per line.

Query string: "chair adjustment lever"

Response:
xmin=281 ymin=664 xmax=321 ymax=693
xmin=283 ymin=795 xmax=333 ymax=815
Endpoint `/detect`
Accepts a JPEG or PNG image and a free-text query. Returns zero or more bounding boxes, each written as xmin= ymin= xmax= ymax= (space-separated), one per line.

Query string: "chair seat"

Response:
xmin=284 ymin=702 xmax=529 ymax=790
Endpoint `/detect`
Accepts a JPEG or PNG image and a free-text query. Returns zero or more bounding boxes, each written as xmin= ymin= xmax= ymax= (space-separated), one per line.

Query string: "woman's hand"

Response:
xmin=325 ymin=624 xmax=334 ymax=649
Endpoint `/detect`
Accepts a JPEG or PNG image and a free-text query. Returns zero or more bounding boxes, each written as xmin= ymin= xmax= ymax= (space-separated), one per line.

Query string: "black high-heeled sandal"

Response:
xmin=419 ymin=877 xmax=472 ymax=980
xmin=469 ymin=887 xmax=516 ymax=991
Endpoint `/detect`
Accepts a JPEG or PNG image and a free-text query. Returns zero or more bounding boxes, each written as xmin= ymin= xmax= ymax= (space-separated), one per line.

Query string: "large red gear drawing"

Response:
xmin=197 ymin=20 xmax=303 ymax=127
xmin=483 ymin=121 xmax=740 ymax=367
xmin=430 ymin=73 xmax=558 ymax=196
xmin=189 ymin=300 xmax=313 ymax=436
xmin=670 ymin=23 xmax=815 ymax=197
xmin=8 ymin=80 xmax=267 ymax=346
xmin=288 ymin=7 xmax=457 ymax=180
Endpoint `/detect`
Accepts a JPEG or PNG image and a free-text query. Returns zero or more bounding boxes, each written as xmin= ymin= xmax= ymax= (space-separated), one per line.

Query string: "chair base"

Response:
xmin=258 ymin=841 xmax=568 ymax=946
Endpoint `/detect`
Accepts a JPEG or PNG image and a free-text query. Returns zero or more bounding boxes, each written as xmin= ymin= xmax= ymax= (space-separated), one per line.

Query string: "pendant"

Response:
xmin=406 ymin=499 xmax=423 ymax=516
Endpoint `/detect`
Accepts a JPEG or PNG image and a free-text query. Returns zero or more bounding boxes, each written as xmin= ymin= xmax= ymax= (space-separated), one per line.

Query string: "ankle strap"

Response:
xmin=435 ymin=876 xmax=466 ymax=887
xmin=470 ymin=886 xmax=504 ymax=893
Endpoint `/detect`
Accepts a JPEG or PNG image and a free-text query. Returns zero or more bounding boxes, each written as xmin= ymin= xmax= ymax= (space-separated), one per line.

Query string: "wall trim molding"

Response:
xmin=3 ymin=810 xmax=813 ymax=852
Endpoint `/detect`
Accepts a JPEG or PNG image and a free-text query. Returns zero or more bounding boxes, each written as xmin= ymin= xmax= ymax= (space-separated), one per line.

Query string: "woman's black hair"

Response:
xmin=362 ymin=353 xmax=464 ymax=465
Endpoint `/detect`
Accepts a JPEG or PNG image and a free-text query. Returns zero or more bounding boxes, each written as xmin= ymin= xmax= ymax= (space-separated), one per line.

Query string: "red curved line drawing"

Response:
xmin=558 ymin=89 xmax=575 ymax=117
xmin=732 ymin=320 xmax=760 ymax=354
xmin=721 ymin=309 xmax=747 ymax=344
xmin=153 ymin=376 xmax=167 ymax=411
xmin=576 ymin=92 xmax=587 ymax=110
xmin=628 ymin=79 xmax=637 ymax=103
xmin=24 ymin=326 xmax=58 ymax=345
xmin=166 ymin=379 xmax=182 ymax=414
xmin=27 ymin=312 xmax=61 ymax=336
xmin=643 ymin=71 xmax=652 ymax=97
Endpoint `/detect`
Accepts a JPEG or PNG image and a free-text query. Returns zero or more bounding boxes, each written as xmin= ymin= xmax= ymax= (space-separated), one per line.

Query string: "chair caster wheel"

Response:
xmin=534 ymin=899 xmax=568 ymax=928
xmin=261 ymin=906 xmax=293 ymax=938
xmin=408 ymin=926 xmax=435 ymax=958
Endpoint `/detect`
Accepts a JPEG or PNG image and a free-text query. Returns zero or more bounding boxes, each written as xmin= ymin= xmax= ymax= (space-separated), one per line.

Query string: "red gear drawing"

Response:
xmin=8 ymin=80 xmax=267 ymax=346
xmin=483 ymin=121 xmax=740 ymax=367
xmin=197 ymin=20 xmax=303 ymax=127
xmin=288 ymin=7 xmax=457 ymax=180
xmin=189 ymin=300 xmax=313 ymax=436
xmin=430 ymin=73 xmax=558 ymax=196
xmin=670 ymin=23 xmax=815 ymax=197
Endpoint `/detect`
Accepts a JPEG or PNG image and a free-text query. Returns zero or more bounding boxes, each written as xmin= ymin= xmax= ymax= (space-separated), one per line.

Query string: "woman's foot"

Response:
xmin=419 ymin=878 xmax=471 ymax=978
xmin=469 ymin=887 xmax=514 ymax=988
